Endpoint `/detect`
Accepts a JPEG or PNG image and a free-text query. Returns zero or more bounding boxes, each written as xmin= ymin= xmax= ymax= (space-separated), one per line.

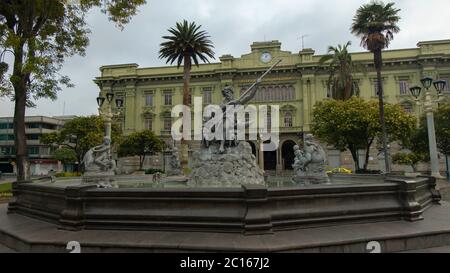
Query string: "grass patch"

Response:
xmin=0 ymin=183 xmax=12 ymax=193
xmin=0 ymin=183 xmax=13 ymax=199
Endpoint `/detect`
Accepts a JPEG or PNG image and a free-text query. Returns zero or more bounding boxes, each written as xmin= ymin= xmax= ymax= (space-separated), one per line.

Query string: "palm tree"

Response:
xmin=351 ymin=1 xmax=401 ymax=173
xmin=319 ymin=41 xmax=364 ymax=100
xmin=159 ymin=20 xmax=215 ymax=167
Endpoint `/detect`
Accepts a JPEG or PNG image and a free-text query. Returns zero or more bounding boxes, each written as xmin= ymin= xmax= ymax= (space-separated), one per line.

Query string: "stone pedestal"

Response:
xmin=189 ymin=142 xmax=265 ymax=187
xmin=82 ymin=171 xmax=115 ymax=188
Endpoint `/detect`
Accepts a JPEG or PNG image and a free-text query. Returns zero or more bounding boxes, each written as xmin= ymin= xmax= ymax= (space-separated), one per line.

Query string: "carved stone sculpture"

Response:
xmin=292 ymin=134 xmax=329 ymax=185
xmin=190 ymin=62 xmax=281 ymax=187
xmin=167 ymin=147 xmax=183 ymax=176
xmin=82 ymin=137 xmax=116 ymax=187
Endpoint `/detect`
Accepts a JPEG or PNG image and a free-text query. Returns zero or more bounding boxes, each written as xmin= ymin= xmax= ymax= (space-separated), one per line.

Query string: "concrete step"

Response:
xmin=0 ymin=243 xmax=16 ymax=253
xmin=401 ymin=245 xmax=450 ymax=253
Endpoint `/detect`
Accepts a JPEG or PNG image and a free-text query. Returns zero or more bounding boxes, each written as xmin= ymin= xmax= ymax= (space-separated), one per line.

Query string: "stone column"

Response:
xmin=258 ymin=139 xmax=264 ymax=171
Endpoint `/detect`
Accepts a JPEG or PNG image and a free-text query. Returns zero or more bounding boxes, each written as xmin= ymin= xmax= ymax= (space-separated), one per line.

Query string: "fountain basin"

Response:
xmin=7 ymin=175 xmax=441 ymax=234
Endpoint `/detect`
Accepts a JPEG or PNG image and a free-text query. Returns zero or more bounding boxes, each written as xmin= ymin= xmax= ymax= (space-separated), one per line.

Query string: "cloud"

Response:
xmin=0 ymin=0 xmax=449 ymax=117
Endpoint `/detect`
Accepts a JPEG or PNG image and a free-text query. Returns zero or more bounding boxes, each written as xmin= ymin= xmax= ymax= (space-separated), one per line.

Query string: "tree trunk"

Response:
xmin=363 ymin=138 xmax=374 ymax=170
xmin=374 ymin=49 xmax=390 ymax=173
xmin=140 ymin=155 xmax=145 ymax=170
xmin=180 ymin=53 xmax=191 ymax=169
xmin=349 ymin=145 xmax=360 ymax=171
xmin=11 ymin=42 xmax=30 ymax=182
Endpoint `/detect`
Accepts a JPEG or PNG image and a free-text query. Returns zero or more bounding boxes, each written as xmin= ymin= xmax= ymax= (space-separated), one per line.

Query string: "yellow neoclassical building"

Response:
xmin=94 ymin=39 xmax=450 ymax=172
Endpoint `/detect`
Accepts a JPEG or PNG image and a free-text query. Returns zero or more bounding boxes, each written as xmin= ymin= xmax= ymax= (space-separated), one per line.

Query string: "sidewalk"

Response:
xmin=437 ymin=178 xmax=450 ymax=202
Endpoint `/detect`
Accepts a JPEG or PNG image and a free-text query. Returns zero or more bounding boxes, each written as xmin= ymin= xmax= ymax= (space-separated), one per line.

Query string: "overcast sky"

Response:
xmin=1 ymin=0 xmax=449 ymax=118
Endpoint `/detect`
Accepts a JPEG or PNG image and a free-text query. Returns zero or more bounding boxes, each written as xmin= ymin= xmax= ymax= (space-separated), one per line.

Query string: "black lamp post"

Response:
xmin=96 ymin=97 xmax=106 ymax=107
xmin=409 ymin=76 xmax=447 ymax=178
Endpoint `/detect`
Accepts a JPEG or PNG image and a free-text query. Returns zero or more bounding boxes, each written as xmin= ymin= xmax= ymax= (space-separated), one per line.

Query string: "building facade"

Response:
xmin=94 ymin=39 xmax=450 ymax=173
xmin=0 ymin=116 xmax=74 ymax=175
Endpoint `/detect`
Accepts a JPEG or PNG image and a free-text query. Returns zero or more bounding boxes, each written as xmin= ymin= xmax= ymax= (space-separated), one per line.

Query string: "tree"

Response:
xmin=392 ymin=152 xmax=427 ymax=173
xmin=311 ymin=98 xmax=416 ymax=171
xmin=351 ymin=1 xmax=401 ymax=173
xmin=41 ymin=116 xmax=121 ymax=172
xmin=0 ymin=0 xmax=146 ymax=181
xmin=394 ymin=103 xmax=450 ymax=173
xmin=319 ymin=41 xmax=364 ymax=100
xmin=159 ymin=20 xmax=215 ymax=167
xmin=52 ymin=148 xmax=77 ymax=172
xmin=435 ymin=103 xmax=450 ymax=156
xmin=118 ymin=130 xmax=164 ymax=170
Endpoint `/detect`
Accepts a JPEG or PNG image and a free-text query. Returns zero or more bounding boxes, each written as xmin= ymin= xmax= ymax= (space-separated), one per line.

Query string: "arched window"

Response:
xmin=260 ymin=87 xmax=266 ymax=102
xmin=275 ymin=86 xmax=281 ymax=101
xmin=400 ymin=102 xmax=413 ymax=114
xmin=281 ymin=86 xmax=287 ymax=101
xmin=268 ymin=86 xmax=274 ymax=101
xmin=284 ymin=112 xmax=293 ymax=128
xmin=287 ymin=85 xmax=295 ymax=100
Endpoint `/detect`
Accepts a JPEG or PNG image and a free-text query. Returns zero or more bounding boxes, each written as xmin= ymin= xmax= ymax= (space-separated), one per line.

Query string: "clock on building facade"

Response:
xmin=260 ymin=52 xmax=272 ymax=63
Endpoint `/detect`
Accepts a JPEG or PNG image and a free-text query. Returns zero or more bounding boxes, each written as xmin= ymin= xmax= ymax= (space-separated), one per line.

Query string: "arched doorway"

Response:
xmin=282 ymin=140 xmax=297 ymax=170
xmin=264 ymin=150 xmax=277 ymax=170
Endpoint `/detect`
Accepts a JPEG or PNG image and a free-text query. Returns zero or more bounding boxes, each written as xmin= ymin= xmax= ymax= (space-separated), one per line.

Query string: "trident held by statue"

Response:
xmin=240 ymin=59 xmax=282 ymax=98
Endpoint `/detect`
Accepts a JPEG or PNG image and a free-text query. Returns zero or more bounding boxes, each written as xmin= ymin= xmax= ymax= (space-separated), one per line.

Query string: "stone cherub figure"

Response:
xmin=292 ymin=134 xmax=328 ymax=184
xmin=292 ymin=145 xmax=307 ymax=175
xmin=167 ymin=146 xmax=183 ymax=176
xmin=83 ymin=137 xmax=116 ymax=173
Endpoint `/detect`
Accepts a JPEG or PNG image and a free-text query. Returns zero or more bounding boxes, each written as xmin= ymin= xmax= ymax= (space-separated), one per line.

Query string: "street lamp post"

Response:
xmin=96 ymin=92 xmax=124 ymax=151
xmin=409 ymin=77 xmax=446 ymax=178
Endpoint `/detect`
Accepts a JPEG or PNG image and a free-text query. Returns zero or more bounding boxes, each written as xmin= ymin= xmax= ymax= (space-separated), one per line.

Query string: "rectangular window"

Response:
xmin=326 ymin=87 xmax=332 ymax=98
xmin=399 ymin=81 xmax=409 ymax=95
xmin=27 ymin=147 xmax=39 ymax=155
xmin=40 ymin=147 xmax=50 ymax=156
xmin=0 ymin=146 xmax=8 ymax=155
xmin=145 ymin=118 xmax=153 ymax=131
xmin=41 ymin=123 xmax=56 ymax=130
xmin=164 ymin=119 xmax=172 ymax=131
xmin=374 ymin=81 xmax=383 ymax=96
xmin=146 ymin=94 xmax=153 ymax=106
xmin=0 ymin=123 xmax=13 ymax=130
xmin=164 ymin=94 xmax=172 ymax=106
xmin=27 ymin=134 xmax=40 ymax=140
xmin=202 ymin=87 xmax=212 ymax=104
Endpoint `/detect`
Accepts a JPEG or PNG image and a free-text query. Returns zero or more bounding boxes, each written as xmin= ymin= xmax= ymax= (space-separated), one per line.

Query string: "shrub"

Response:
xmin=355 ymin=169 xmax=382 ymax=175
xmin=183 ymin=167 xmax=192 ymax=175
xmin=0 ymin=183 xmax=12 ymax=193
xmin=144 ymin=169 xmax=165 ymax=175
xmin=55 ymin=172 xmax=82 ymax=178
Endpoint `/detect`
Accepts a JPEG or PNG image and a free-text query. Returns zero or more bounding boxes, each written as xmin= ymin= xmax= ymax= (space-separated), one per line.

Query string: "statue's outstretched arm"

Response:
xmin=236 ymin=78 xmax=262 ymax=105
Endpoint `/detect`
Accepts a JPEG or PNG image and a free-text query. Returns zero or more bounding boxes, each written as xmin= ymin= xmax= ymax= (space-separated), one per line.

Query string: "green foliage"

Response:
xmin=0 ymin=182 xmax=12 ymax=193
xmin=319 ymin=41 xmax=365 ymax=100
xmin=118 ymin=130 xmax=164 ymax=169
xmin=52 ymin=148 xmax=77 ymax=164
xmin=435 ymin=103 xmax=450 ymax=155
xmin=392 ymin=152 xmax=427 ymax=172
xmin=351 ymin=1 xmax=401 ymax=52
xmin=311 ymin=97 xmax=416 ymax=170
xmin=1 ymin=0 xmax=145 ymax=180
xmin=41 ymin=115 xmax=121 ymax=171
xmin=183 ymin=167 xmax=192 ymax=175
xmin=55 ymin=172 xmax=82 ymax=178
xmin=159 ymin=20 xmax=215 ymax=69
xmin=0 ymin=0 xmax=146 ymax=104
xmin=145 ymin=168 xmax=164 ymax=175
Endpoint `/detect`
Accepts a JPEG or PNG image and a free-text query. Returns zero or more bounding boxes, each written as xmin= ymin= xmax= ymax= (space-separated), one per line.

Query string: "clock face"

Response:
xmin=260 ymin=52 xmax=272 ymax=63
